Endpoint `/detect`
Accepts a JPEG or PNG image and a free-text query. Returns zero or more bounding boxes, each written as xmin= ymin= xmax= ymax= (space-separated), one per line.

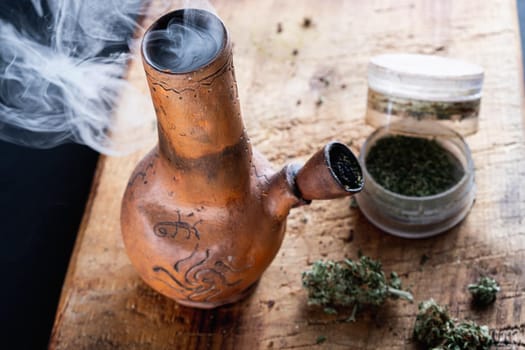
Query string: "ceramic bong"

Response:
xmin=121 ymin=9 xmax=364 ymax=309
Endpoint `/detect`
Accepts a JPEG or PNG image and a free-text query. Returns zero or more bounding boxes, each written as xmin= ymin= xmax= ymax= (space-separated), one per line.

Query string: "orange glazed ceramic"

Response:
xmin=121 ymin=9 xmax=364 ymax=309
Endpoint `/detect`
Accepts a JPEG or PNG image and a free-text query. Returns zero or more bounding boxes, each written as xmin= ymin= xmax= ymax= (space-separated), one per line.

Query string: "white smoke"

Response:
xmin=143 ymin=10 xmax=224 ymax=73
xmin=0 ymin=0 xmax=215 ymax=155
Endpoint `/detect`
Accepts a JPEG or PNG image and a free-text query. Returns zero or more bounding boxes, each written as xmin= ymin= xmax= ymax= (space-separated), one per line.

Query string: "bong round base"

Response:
xmin=174 ymin=280 xmax=260 ymax=309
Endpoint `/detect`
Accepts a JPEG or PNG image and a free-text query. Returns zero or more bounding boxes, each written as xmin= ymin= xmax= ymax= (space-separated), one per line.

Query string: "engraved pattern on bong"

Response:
xmin=152 ymin=210 xmax=252 ymax=301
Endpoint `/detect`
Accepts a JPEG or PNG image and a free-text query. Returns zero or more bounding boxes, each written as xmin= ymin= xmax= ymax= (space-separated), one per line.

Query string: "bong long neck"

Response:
xmin=142 ymin=10 xmax=251 ymax=204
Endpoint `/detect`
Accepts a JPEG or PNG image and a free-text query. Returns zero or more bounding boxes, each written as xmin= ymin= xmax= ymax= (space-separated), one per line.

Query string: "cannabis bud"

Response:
xmin=468 ymin=276 xmax=500 ymax=306
xmin=413 ymin=299 xmax=453 ymax=347
xmin=413 ymin=299 xmax=493 ymax=350
xmin=301 ymin=255 xmax=413 ymax=321
xmin=438 ymin=321 xmax=493 ymax=350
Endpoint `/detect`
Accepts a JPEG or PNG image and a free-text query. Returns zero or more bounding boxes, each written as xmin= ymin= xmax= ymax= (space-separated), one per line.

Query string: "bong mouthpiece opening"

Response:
xmin=294 ymin=142 xmax=364 ymax=201
xmin=142 ymin=9 xmax=226 ymax=74
xmin=327 ymin=142 xmax=364 ymax=193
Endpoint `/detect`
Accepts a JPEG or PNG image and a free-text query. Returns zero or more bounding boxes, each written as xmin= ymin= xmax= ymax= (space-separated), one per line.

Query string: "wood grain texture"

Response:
xmin=50 ymin=0 xmax=525 ymax=349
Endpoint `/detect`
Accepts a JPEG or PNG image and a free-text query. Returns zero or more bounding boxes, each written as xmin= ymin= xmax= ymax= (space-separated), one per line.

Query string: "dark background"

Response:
xmin=1 ymin=1 xmax=525 ymax=349
xmin=0 ymin=1 xmax=129 ymax=349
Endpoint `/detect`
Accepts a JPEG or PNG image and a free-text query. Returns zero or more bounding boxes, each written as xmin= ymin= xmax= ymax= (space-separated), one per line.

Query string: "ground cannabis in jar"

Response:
xmin=365 ymin=135 xmax=464 ymax=196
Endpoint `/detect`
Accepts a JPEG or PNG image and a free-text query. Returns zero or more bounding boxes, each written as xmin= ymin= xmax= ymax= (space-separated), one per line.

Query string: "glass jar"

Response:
xmin=355 ymin=119 xmax=475 ymax=238
xmin=366 ymin=54 xmax=484 ymax=136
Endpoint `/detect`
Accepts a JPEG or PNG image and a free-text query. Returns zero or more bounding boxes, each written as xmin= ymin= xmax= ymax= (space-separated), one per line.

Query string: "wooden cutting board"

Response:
xmin=50 ymin=0 xmax=525 ymax=348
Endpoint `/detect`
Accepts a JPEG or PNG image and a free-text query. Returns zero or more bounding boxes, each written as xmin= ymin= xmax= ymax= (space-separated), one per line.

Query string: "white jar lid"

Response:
xmin=368 ymin=54 xmax=484 ymax=102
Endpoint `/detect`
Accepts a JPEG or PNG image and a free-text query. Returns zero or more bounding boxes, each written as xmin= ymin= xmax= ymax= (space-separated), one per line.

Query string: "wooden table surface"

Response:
xmin=50 ymin=1 xmax=525 ymax=349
